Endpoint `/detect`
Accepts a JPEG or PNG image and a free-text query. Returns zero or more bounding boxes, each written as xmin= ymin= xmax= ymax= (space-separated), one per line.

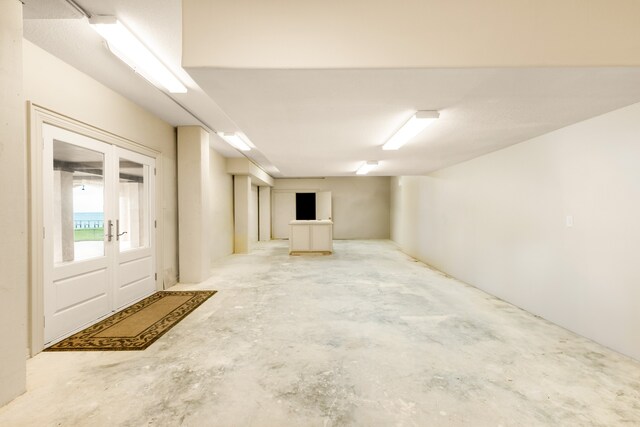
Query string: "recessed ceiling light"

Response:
xmin=356 ymin=161 xmax=379 ymax=175
xmin=89 ymin=16 xmax=187 ymax=94
xmin=382 ymin=111 xmax=439 ymax=150
xmin=217 ymin=132 xmax=251 ymax=151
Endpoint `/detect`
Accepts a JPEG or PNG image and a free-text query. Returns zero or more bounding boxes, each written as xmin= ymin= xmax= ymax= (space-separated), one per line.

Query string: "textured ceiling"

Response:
xmin=188 ymin=67 xmax=640 ymax=176
xmin=22 ymin=0 xmax=84 ymax=19
xmin=22 ymin=1 xmax=640 ymax=177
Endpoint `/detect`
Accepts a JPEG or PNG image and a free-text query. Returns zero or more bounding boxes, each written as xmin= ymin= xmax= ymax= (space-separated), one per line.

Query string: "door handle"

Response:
xmin=116 ymin=220 xmax=127 ymax=240
xmin=105 ymin=220 xmax=113 ymax=242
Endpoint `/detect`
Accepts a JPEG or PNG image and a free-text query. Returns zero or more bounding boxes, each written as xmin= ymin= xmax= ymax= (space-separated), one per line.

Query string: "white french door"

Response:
xmin=113 ymin=147 xmax=156 ymax=310
xmin=42 ymin=124 xmax=156 ymax=345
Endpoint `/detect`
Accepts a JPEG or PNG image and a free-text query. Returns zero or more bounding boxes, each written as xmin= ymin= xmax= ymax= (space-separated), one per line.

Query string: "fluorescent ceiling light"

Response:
xmin=217 ymin=132 xmax=251 ymax=151
xmin=382 ymin=111 xmax=439 ymax=150
xmin=89 ymin=16 xmax=187 ymax=94
xmin=356 ymin=161 xmax=378 ymax=175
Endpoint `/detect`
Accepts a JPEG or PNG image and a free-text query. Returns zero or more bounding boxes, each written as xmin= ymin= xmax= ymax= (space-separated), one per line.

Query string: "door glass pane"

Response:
xmin=53 ymin=140 xmax=105 ymax=264
xmin=119 ymin=159 xmax=148 ymax=251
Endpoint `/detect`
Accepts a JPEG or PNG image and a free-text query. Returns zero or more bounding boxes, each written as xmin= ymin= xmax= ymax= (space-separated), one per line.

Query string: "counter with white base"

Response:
xmin=289 ymin=220 xmax=333 ymax=254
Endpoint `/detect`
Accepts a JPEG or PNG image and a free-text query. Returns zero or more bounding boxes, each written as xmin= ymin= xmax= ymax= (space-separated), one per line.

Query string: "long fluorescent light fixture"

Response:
xmin=89 ymin=16 xmax=187 ymax=93
xmin=217 ymin=132 xmax=251 ymax=151
xmin=382 ymin=110 xmax=439 ymax=150
xmin=356 ymin=161 xmax=378 ymax=175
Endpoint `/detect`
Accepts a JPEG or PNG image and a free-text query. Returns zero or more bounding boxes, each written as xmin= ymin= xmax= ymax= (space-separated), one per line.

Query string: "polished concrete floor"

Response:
xmin=1 ymin=240 xmax=639 ymax=426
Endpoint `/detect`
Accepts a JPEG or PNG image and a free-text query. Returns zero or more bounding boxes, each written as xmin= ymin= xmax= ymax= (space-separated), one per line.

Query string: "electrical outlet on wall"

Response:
xmin=566 ymin=215 xmax=574 ymax=227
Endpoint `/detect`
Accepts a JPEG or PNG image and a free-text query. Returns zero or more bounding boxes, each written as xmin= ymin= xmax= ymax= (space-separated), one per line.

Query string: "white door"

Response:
xmin=316 ymin=191 xmax=332 ymax=220
xmin=272 ymin=192 xmax=296 ymax=239
xmin=114 ymin=148 xmax=156 ymax=309
xmin=43 ymin=126 xmax=113 ymax=343
xmin=43 ymin=124 xmax=156 ymax=345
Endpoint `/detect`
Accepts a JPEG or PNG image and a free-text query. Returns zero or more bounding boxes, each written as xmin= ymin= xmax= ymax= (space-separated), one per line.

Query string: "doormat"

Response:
xmin=45 ymin=290 xmax=216 ymax=351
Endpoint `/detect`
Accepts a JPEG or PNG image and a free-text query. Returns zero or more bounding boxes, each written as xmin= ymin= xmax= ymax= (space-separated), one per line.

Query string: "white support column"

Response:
xmin=234 ymin=175 xmax=251 ymax=253
xmin=259 ymin=186 xmax=271 ymax=241
xmin=0 ymin=0 xmax=27 ymax=406
xmin=177 ymin=126 xmax=211 ymax=283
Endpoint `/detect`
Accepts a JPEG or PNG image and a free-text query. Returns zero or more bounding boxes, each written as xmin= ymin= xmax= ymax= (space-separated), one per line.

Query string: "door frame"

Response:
xmin=28 ymin=103 xmax=164 ymax=356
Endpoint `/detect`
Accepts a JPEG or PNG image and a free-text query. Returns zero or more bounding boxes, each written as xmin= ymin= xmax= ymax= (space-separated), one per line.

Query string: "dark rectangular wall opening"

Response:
xmin=296 ymin=193 xmax=316 ymax=220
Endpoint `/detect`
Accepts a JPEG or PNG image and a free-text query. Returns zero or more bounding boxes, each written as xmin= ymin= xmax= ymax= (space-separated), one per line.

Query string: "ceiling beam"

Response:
xmin=183 ymin=0 xmax=640 ymax=69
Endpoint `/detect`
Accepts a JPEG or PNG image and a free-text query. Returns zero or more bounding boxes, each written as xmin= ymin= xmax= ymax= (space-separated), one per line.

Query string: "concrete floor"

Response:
xmin=1 ymin=240 xmax=639 ymax=426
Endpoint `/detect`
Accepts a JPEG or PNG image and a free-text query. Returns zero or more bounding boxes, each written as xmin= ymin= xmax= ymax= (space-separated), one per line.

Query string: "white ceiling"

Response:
xmin=22 ymin=0 xmax=255 ymax=160
xmin=23 ymin=0 xmax=640 ymax=177
xmin=188 ymin=67 xmax=640 ymax=176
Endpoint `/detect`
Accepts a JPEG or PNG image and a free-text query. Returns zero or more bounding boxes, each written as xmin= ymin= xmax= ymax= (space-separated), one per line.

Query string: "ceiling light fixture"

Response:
xmin=382 ymin=110 xmax=439 ymax=150
xmin=356 ymin=161 xmax=379 ymax=175
xmin=217 ymin=132 xmax=251 ymax=151
xmin=89 ymin=16 xmax=187 ymax=94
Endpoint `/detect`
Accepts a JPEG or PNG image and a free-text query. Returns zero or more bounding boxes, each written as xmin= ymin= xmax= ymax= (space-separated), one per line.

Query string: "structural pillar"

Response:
xmin=177 ymin=126 xmax=210 ymax=283
xmin=233 ymin=175 xmax=251 ymax=253
xmin=0 ymin=0 xmax=27 ymax=406
xmin=258 ymin=186 xmax=271 ymax=241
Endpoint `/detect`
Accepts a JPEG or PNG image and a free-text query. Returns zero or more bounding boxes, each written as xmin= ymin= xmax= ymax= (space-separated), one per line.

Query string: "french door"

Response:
xmin=42 ymin=124 xmax=156 ymax=345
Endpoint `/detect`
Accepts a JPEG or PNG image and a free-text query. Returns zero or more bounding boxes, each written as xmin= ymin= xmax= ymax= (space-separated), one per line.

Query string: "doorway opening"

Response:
xmin=295 ymin=192 xmax=316 ymax=220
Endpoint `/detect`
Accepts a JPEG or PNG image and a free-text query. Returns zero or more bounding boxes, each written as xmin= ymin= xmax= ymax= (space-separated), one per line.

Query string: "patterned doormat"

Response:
xmin=45 ymin=290 xmax=216 ymax=351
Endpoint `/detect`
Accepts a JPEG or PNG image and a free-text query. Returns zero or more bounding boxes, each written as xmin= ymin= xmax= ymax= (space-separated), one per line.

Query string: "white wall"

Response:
xmin=390 ymin=102 xmax=640 ymax=361
xmin=0 ymin=0 xmax=27 ymax=406
xmin=23 ymin=40 xmax=179 ymax=286
xmin=208 ymin=148 xmax=234 ymax=263
xmin=274 ymin=177 xmax=390 ymax=239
